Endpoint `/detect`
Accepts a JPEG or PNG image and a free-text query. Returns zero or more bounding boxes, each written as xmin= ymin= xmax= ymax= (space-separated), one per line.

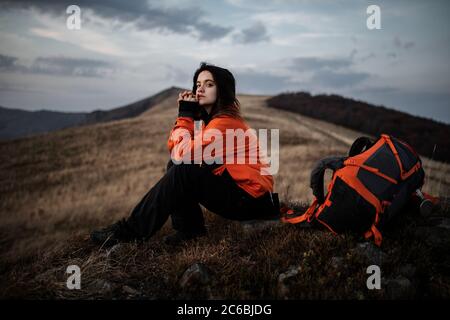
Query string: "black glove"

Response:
xmin=178 ymin=100 xmax=211 ymax=124
xmin=178 ymin=100 xmax=199 ymax=118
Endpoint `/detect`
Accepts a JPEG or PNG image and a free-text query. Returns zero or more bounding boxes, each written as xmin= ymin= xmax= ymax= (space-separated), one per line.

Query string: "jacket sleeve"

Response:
xmin=167 ymin=112 xmax=235 ymax=164
xmin=167 ymin=101 xmax=198 ymax=161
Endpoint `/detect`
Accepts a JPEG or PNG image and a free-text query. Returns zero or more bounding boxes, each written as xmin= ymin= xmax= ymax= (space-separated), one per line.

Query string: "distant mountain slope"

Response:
xmin=0 ymin=106 xmax=88 ymax=140
xmin=267 ymin=92 xmax=450 ymax=162
xmin=0 ymin=86 xmax=184 ymax=140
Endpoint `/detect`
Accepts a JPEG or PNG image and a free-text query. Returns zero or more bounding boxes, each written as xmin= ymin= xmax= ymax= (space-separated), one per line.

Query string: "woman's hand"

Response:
xmin=177 ymin=90 xmax=200 ymax=118
xmin=178 ymin=90 xmax=198 ymax=103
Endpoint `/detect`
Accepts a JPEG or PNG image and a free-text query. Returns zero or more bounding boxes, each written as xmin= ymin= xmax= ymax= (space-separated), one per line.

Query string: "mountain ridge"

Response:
xmin=267 ymin=92 xmax=450 ymax=162
xmin=0 ymin=86 xmax=184 ymax=140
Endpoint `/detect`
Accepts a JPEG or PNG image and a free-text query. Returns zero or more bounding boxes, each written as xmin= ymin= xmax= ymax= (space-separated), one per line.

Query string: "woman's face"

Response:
xmin=195 ymin=70 xmax=217 ymax=107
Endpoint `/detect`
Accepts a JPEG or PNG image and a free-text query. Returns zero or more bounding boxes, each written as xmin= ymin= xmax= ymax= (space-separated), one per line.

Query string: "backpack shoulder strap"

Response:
xmin=281 ymin=156 xmax=345 ymax=226
xmin=348 ymin=136 xmax=375 ymax=157
xmin=310 ymin=156 xmax=346 ymax=204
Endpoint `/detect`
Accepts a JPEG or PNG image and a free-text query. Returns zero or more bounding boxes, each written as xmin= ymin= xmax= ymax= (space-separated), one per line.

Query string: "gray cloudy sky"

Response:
xmin=0 ymin=0 xmax=449 ymax=123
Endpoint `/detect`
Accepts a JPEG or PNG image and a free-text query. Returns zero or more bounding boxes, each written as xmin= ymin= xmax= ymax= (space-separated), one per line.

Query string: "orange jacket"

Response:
xmin=167 ymin=114 xmax=274 ymax=198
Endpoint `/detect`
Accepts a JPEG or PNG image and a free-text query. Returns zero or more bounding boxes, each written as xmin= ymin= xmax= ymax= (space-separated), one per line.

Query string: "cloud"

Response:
xmin=0 ymin=54 xmax=19 ymax=70
xmin=29 ymin=18 xmax=129 ymax=57
xmin=235 ymin=69 xmax=292 ymax=94
xmin=287 ymin=55 xmax=372 ymax=89
xmin=360 ymin=52 xmax=376 ymax=62
xmin=233 ymin=22 xmax=270 ymax=44
xmin=403 ymin=41 xmax=415 ymax=49
xmin=164 ymin=65 xmax=191 ymax=84
xmin=353 ymin=85 xmax=398 ymax=95
xmin=387 ymin=52 xmax=397 ymax=59
xmin=310 ymin=70 xmax=370 ymax=88
xmin=31 ymin=56 xmax=115 ymax=77
xmin=196 ymin=22 xmax=233 ymax=41
xmin=394 ymin=36 xmax=415 ymax=50
xmin=0 ymin=0 xmax=233 ymax=41
xmin=0 ymin=53 xmax=115 ymax=78
xmin=290 ymin=57 xmax=352 ymax=72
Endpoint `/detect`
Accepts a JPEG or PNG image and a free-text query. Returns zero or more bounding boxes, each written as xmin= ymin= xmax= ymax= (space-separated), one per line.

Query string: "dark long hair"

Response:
xmin=192 ymin=62 xmax=242 ymax=119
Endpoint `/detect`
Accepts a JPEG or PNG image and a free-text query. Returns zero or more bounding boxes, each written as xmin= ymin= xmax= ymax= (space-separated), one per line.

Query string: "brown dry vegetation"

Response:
xmin=0 ymin=93 xmax=449 ymax=299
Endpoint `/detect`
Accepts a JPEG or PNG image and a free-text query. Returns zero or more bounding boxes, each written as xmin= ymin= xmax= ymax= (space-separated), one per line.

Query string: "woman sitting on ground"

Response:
xmin=91 ymin=62 xmax=279 ymax=247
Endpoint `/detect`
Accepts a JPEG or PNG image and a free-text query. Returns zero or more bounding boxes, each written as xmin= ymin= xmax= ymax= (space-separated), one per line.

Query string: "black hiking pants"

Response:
xmin=123 ymin=162 xmax=280 ymax=240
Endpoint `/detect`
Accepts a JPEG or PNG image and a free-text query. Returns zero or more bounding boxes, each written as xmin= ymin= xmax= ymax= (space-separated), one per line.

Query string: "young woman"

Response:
xmin=91 ymin=62 xmax=279 ymax=247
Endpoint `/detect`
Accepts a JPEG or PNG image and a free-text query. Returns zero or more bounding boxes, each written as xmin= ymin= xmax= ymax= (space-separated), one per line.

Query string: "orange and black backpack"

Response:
xmin=281 ymin=134 xmax=426 ymax=246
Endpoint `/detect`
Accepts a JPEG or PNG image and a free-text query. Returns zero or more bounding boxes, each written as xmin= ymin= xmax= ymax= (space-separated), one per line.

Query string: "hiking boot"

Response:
xmin=90 ymin=219 xmax=134 ymax=248
xmin=163 ymin=230 xmax=206 ymax=246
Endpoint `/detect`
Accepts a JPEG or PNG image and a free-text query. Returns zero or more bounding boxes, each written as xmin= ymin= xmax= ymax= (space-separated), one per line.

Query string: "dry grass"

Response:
xmin=0 ymin=93 xmax=449 ymax=299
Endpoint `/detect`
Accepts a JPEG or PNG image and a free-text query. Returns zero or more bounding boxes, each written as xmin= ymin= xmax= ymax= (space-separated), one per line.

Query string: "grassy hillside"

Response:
xmin=1 ymin=93 xmax=449 ymax=299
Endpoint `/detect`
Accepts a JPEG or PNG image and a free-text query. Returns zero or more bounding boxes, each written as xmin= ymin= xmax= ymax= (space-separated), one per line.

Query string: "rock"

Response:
xmin=122 ymin=285 xmax=140 ymax=296
xmin=427 ymin=217 xmax=450 ymax=229
xmin=437 ymin=219 xmax=450 ymax=230
xmin=34 ymin=267 xmax=61 ymax=283
xmin=205 ymin=286 xmax=222 ymax=300
xmin=330 ymin=256 xmax=345 ymax=269
xmin=399 ymin=264 xmax=417 ymax=279
xmin=240 ymin=219 xmax=281 ymax=232
xmin=436 ymin=197 xmax=450 ymax=213
xmin=384 ymin=276 xmax=416 ymax=299
xmin=415 ymin=224 xmax=450 ymax=248
xmin=179 ymin=263 xmax=211 ymax=288
xmin=106 ymin=243 xmax=125 ymax=259
xmin=90 ymin=279 xmax=114 ymax=294
xmin=352 ymin=242 xmax=387 ymax=266
xmin=277 ymin=265 xmax=302 ymax=299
